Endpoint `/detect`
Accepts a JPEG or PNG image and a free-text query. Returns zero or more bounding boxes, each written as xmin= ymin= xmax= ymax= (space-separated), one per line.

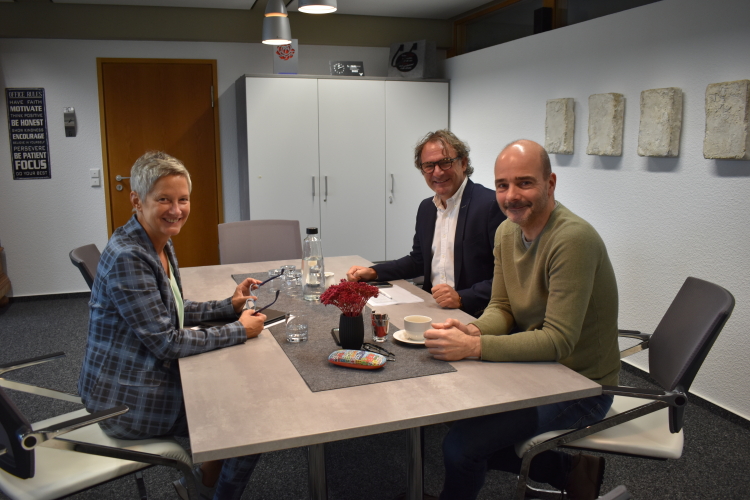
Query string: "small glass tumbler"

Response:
xmin=286 ymin=312 xmax=308 ymax=343
xmin=372 ymin=312 xmax=389 ymax=343
xmin=267 ymin=269 xmax=282 ymax=293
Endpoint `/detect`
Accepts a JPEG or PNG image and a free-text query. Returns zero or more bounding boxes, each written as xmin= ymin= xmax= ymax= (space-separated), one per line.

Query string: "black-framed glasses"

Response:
xmin=257 ymin=273 xmax=282 ymax=287
xmin=244 ymin=290 xmax=280 ymax=316
xmin=362 ymin=343 xmax=396 ymax=361
xmin=420 ymin=156 xmax=461 ymax=174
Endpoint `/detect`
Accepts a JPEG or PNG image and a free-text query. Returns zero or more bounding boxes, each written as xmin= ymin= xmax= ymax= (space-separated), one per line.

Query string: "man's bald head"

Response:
xmin=498 ymin=140 xmax=551 ymax=179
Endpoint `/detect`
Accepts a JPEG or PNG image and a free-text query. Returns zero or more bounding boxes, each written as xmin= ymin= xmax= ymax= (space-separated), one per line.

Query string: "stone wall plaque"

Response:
xmin=545 ymin=98 xmax=575 ymax=154
xmin=638 ymin=87 xmax=683 ymax=157
xmin=703 ymin=79 xmax=750 ymax=160
xmin=587 ymin=93 xmax=624 ymax=156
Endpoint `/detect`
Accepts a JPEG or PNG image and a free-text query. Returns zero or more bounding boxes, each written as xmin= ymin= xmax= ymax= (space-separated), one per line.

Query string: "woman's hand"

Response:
xmin=232 ymin=277 xmax=262 ymax=313
xmin=239 ymin=310 xmax=267 ymax=339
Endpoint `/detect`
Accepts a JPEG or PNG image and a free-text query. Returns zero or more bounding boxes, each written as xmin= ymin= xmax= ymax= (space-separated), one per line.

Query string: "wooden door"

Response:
xmin=318 ymin=79 xmax=386 ymax=262
xmin=98 ymin=59 xmax=223 ymax=267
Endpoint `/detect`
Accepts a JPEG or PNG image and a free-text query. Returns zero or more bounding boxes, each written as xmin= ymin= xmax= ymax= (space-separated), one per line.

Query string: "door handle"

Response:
xmin=312 ymin=176 xmax=316 ymax=199
xmin=324 ymin=176 xmax=328 ymax=202
xmin=115 ymin=175 xmax=130 ymax=182
xmin=390 ymin=173 xmax=394 ymax=204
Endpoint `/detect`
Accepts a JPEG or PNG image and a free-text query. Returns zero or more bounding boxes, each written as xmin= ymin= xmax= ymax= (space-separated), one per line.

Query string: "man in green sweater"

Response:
xmin=425 ymin=139 xmax=620 ymax=500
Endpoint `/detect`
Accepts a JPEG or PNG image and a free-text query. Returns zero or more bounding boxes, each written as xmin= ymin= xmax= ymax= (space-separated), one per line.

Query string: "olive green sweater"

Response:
xmin=471 ymin=203 xmax=620 ymax=386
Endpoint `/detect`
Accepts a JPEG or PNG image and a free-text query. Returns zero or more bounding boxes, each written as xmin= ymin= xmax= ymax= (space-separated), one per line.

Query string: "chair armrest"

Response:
xmin=602 ymin=385 xmax=688 ymax=408
xmin=0 ymin=352 xmax=66 ymax=376
xmin=618 ymin=330 xmax=652 ymax=358
xmin=20 ymin=405 xmax=129 ymax=450
xmin=0 ymin=352 xmax=82 ymax=403
xmin=0 ymin=445 xmax=6 ymax=457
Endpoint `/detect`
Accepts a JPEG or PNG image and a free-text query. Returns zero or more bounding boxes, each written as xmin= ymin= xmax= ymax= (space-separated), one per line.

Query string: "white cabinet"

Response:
xmin=237 ymin=75 xmax=448 ymax=263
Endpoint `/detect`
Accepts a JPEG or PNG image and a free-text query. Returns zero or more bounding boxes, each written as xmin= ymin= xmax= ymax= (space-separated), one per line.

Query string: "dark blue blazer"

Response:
xmin=373 ymin=179 xmax=505 ymax=317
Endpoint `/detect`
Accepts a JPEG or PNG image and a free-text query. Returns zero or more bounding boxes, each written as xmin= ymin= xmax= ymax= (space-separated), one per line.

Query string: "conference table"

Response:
xmin=179 ymin=255 xmax=601 ymax=499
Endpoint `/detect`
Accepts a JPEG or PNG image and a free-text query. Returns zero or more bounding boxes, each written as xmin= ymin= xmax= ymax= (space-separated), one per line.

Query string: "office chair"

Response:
xmin=513 ymin=276 xmax=734 ymax=500
xmin=69 ymin=244 xmax=101 ymax=290
xmin=0 ymin=352 xmax=200 ymax=500
xmin=218 ymin=220 xmax=302 ymax=264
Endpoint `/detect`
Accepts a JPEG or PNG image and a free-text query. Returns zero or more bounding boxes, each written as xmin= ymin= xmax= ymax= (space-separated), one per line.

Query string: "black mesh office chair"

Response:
xmin=514 ymin=277 xmax=735 ymax=499
xmin=69 ymin=244 xmax=101 ymax=290
xmin=0 ymin=353 xmax=199 ymax=500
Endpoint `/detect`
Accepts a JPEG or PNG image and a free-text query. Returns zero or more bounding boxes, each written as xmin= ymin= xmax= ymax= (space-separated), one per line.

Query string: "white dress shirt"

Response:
xmin=430 ymin=176 xmax=468 ymax=288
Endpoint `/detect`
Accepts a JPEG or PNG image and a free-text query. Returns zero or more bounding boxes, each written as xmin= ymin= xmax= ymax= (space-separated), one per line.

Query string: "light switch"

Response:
xmin=90 ymin=168 xmax=100 ymax=178
xmin=91 ymin=177 xmax=101 ymax=187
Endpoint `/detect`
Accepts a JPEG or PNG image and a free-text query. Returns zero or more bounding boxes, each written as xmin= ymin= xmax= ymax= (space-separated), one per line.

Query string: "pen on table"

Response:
xmin=380 ymin=290 xmax=393 ymax=300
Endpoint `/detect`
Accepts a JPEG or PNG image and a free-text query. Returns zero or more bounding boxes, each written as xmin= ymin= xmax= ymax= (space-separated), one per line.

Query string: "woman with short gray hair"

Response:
xmin=78 ymin=151 xmax=265 ymax=500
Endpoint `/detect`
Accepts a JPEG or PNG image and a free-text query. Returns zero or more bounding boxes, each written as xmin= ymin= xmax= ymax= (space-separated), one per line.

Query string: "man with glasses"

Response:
xmin=346 ymin=130 xmax=504 ymax=317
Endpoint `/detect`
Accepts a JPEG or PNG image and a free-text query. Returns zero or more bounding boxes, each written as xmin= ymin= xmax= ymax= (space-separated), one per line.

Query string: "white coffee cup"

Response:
xmin=403 ymin=315 xmax=432 ymax=341
xmin=324 ymin=272 xmax=335 ymax=289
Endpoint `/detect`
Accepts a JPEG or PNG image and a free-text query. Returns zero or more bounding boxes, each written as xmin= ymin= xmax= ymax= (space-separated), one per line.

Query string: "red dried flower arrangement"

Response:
xmin=320 ymin=280 xmax=379 ymax=317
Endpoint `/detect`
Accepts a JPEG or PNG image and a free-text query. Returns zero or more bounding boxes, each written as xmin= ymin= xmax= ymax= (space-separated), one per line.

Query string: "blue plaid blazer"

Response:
xmin=78 ymin=215 xmax=246 ymax=439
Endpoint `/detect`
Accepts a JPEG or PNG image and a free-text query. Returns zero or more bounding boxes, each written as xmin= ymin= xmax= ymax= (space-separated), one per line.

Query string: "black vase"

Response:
xmin=339 ymin=314 xmax=364 ymax=350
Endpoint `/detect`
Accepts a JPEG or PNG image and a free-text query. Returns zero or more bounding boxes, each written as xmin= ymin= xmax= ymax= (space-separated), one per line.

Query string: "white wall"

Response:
xmin=446 ymin=0 xmax=750 ymax=418
xmin=0 ymin=39 xmax=391 ymax=297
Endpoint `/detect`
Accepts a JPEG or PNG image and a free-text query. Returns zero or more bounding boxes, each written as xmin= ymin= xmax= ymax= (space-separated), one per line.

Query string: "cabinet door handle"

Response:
xmin=390 ymin=173 xmax=395 ymax=196
xmin=312 ymin=176 xmax=316 ymax=199
xmin=324 ymin=176 xmax=328 ymax=202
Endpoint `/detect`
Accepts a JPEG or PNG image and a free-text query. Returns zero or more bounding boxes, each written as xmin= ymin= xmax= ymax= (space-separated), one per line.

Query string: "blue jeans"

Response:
xmin=440 ymin=393 xmax=612 ymax=500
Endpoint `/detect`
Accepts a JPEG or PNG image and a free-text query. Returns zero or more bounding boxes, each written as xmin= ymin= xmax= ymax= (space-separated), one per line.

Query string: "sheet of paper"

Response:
xmin=367 ymin=284 xmax=424 ymax=307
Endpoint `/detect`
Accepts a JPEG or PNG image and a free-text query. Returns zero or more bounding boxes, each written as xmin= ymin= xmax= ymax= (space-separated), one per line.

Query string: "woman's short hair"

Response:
xmin=130 ymin=151 xmax=192 ymax=202
xmin=413 ymin=130 xmax=474 ymax=177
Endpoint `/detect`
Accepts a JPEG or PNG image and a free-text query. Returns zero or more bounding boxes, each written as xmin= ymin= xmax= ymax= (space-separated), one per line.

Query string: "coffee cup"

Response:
xmin=324 ymin=271 xmax=335 ymax=289
xmin=403 ymin=315 xmax=432 ymax=341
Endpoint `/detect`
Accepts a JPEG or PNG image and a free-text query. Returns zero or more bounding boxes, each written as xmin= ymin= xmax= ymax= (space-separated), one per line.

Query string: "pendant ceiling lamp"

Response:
xmin=262 ymin=0 xmax=292 ymax=45
xmin=298 ymin=0 xmax=337 ymax=14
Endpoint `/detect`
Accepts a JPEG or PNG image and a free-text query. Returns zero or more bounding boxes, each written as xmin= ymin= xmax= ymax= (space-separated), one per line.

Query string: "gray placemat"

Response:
xmin=232 ymin=272 xmax=456 ymax=392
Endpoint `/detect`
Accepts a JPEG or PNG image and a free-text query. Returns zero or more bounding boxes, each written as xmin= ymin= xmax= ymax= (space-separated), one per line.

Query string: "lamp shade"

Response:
xmin=298 ymin=0 xmax=337 ymax=14
xmin=262 ymin=16 xmax=292 ymax=45
xmin=265 ymin=0 xmax=288 ymax=17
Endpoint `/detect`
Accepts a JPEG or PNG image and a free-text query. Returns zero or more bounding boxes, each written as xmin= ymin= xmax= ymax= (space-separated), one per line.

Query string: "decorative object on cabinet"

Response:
xmin=703 ymin=80 xmax=750 ymax=160
xmin=388 ymin=40 xmax=437 ymax=79
xmin=587 ymin=93 xmax=625 ymax=156
xmin=638 ymin=87 xmax=683 ymax=157
xmin=274 ymin=40 xmax=299 ymax=74
xmin=263 ymin=0 xmax=292 ymax=45
xmin=298 ymin=0 xmax=337 ymax=14
xmin=330 ymin=61 xmax=365 ymax=76
xmin=545 ymin=98 xmax=575 ymax=155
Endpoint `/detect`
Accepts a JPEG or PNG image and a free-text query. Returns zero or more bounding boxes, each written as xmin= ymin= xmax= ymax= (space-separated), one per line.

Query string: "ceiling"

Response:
xmin=49 ymin=0 xmax=492 ymax=19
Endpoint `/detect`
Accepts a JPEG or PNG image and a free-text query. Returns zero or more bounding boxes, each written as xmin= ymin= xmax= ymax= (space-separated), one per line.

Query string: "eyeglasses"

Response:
xmin=257 ymin=273 xmax=282 ymax=287
xmin=361 ymin=343 xmax=396 ymax=361
xmin=243 ymin=290 xmax=280 ymax=316
xmin=420 ymin=156 xmax=461 ymax=174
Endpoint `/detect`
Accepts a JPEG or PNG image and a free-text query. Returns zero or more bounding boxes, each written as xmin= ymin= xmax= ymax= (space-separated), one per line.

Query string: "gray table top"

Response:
xmin=179 ymin=256 xmax=600 ymax=462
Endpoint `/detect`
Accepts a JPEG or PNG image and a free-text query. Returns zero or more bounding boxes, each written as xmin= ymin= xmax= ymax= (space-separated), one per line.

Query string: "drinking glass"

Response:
xmin=267 ymin=269 xmax=282 ymax=293
xmin=285 ymin=311 xmax=308 ymax=343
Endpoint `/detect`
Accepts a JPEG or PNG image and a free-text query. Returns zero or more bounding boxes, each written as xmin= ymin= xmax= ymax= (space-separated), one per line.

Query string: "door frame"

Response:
xmin=96 ymin=57 xmax=225 ymax=236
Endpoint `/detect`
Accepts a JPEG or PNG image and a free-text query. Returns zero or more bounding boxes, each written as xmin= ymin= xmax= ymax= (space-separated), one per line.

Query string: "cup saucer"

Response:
xmin=393 ymin=329 xmax=425 ymax=345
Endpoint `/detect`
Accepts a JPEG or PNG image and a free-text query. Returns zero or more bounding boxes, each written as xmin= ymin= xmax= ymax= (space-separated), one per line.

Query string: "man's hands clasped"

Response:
xmin=424 ymin=318 xmax=482 ymax=361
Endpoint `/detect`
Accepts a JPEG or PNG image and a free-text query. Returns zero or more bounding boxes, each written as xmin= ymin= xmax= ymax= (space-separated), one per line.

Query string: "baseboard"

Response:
xmin=621 ymin=361 xmax=750 ymax=431
xmin=9 ymin=291 xmax=91 ymax=302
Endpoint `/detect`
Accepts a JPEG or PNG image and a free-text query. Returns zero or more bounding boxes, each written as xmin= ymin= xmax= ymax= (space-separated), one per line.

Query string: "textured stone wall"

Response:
xmin=587 ymin=93 xmax=624 ymax=156
xmin=545 ymin=98 xmax=575 ymax=154
xmin=703 ymin=79 xmax=750 ymax=160
xmin=638 ymin=87 xmax=683 ymax=157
